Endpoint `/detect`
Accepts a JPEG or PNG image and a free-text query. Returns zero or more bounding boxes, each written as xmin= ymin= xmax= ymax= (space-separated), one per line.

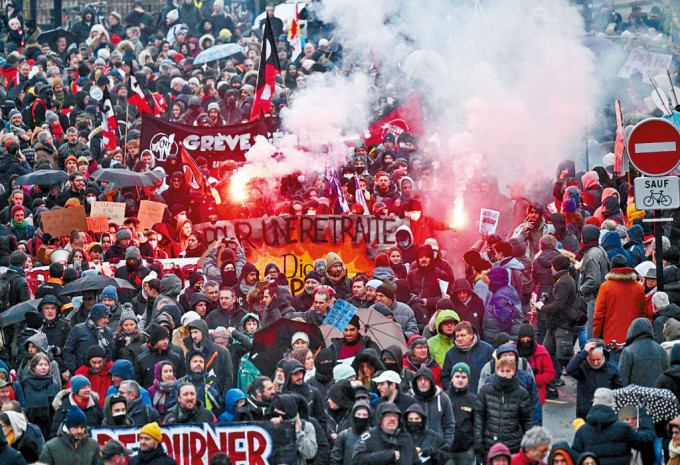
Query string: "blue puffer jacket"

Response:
xmin=625 ymin=225 xmax=646 ymax=267
xmin=483 ymin=267 xmax=523 ymax=344
xmin=572 ymin=405 xmax=655 ymax=465
xmin=601 ymin=231 xmax=631 ymax=266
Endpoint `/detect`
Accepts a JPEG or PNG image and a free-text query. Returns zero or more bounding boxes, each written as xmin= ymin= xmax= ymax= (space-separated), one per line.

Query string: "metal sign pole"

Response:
xmin=643 ymin=217 xmax=674 ymax=291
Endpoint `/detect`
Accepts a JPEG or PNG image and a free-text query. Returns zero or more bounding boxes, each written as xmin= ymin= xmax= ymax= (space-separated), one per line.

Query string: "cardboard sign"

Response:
xmin=618 ymin=50 xmax=673 ymax=84
xmin=91 ymin=201 xmax=126 ymax=224
xmin=479 ymin=209 xmax=500 ymax=235
xmin=138 ymin=200 xmax=165 ymax=231
xmin=92 ymin=421 xmax=296 ymax=465
xmin=86 ymin=215 xmax=109 ymax=233
xmin=40 ymin=206 xmax=88 ymax=237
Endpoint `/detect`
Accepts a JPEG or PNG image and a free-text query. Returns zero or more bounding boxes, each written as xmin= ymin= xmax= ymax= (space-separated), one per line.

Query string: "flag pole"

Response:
xmin=124 ymin=100 xmax=130 ymax=166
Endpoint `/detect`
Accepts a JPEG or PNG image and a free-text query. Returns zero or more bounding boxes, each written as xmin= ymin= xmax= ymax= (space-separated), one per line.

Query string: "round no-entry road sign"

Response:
xmin=627 ymin=118 xmax=680 ymax=176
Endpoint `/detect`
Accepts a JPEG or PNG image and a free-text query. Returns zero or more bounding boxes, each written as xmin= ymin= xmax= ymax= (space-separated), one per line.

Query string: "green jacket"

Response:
xmin=427 ymin=309 xmax=460 ymax=366
xmin=39 ymin=429 xmax=100 ymax=465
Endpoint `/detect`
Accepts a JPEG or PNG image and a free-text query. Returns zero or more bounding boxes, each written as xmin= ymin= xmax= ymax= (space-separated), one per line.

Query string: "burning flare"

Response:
xmin=450 ymin=198 xmax=467 ymax=230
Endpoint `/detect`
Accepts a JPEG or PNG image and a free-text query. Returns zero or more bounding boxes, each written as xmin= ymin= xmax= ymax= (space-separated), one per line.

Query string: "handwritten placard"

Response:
xmin=91 ymin=201 xmax=126 ymax=224
xmin=41 ymin=206 xmax=88 ymax=237
xmin=138 ymin=200 xmax=165 ymax=231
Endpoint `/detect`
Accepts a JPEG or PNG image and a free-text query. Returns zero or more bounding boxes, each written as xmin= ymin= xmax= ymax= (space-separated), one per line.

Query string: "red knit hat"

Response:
xmin=374 ymin=253 xmax=389 ymax=268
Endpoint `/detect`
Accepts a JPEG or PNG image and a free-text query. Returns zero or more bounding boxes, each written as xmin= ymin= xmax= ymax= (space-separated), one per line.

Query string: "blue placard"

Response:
xmin=323 ymin=299 xmax=358 ymax=332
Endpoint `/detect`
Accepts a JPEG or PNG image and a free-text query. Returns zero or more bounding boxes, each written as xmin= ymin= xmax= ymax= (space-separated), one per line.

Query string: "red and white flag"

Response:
xmin=364 ymin=93 xmax=424 ymax=148
xmin=249 ymin=17 xmax=282 ymax=121
xmin=288 ymin=4 xmax=302 ymax=62
xmin=180 ymin=145 xmax=205 ymax=190
xmin=101 ymin=87 xmax=118 ymax=150
xmin=128 ymin=74 xmax=156 ymax=115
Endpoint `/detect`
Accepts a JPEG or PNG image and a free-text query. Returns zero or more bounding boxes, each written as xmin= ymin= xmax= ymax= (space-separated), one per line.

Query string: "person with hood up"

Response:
xmin=233 ymin=262 xmax=260 ymax=310
xmin=330 ymin=399 xmax=372 ymax=465
xmin=427 ymin=306 xmax=461 ymax=366
xmin=511 ymin=202 xmax=550 ymax=259
xmin=270 ymin=393 xmax=318 ymax=465
xmin=372 ymin=253 xmax=395 ymax=282
xmin=593 ymin=254 xmax=646 ymax=348
xmin=602 ymin=231 xmax=632 ymax=266
xmin=660 ymin=317 xmax=680 ymax=359
xmin=656 ymin=342 xmax=680 ymax=402
xmin=62 ymin=304 xmax=114 ymax=373
xmin=484 ymin=267 xmax=524 ymax=344
xmin=493 ymin=240 xmax=530 ymax=303
xmin=404 ymin=335 xmax=442 ymax=387
xmin=408 ymin=244 xmax=452 ymax=317
xmin=474 ymin=357 xmax=533 ymax=460
xmin=325 ymin=379 xmax=356 ymax=441
xmin=650 ymin=292 xmax=680 ymax=344
xmin=230 ymin=313 xmax=259 ymax=391
xmin=69 ymin=345 xmax=112 ymax=408
xmin=182 ymin=319 xmax=233 ymax=395
xmin=162 ymin=172 xmax=191 ymax=211
xmin=322 ymin=253 xmax=352 ymax=299
xmin=21 ymin=352 xmax=60 ymax=440
xmin=404 ymin=403 xmax=451 ymax=465
xmin=329 ymin=315 xmax=378 ymax=361
xmin=307 ymin=348 xmax=336 ymax=401
xmin=566 ymin=340 xmax=623 ymax=420
xmin=217 ymin=388 xmax=247 ymax=423
xmin=446 ymin=362 xmax=476 ymax=465
xmin=352 ymin=401 xmax=418 ymax=465
xmin=381 ymin=344 xmax=416 ymax=391
xmin=103 ymin=227 xmax=133 ymax=262
xmin=105 ymin=359 xmax=152 ymax=406
xmin=618 ymin=317 xmax=668 ymax=386
xmin=17 ymin=331 xmax=61 ymax=385
xmin=625 ymin=225 xmax=646 ymax=267
xmin=572 ymin=388 xmax=655 ymax=465
xmin=532 ymin=236 xmax=563 ymax=342
xmin=550 ymin=212 xmax=580 ymax=253
xmin=40 ymin=405 xmax=101 ymax=465
xmin=0 ymin=426 xmax=24 ymax=465
xmin=394 ymin=225 xmax=417 ymax=265
xmin=167 ymin=350 xmax=222 ymax=412
xmin=352 ymin=348 xmax=385 ymax=388
xmin=451 ymin=278 xmax=486 ymax=338
xmin=516 ymin=323 xmax=555 ymax=404
xmin=50 ymin=375 xmax=103 ymax=437
xmin=578 ymin=224 xmax=610 ymax=339
xmin=488 ymin=443 xmax=513 ymax=465
xmin=102 ymin=394 xmax=133 ymax=427
xmin=280 ymin=359 xmax=326 ymax=430
xmin=135 ymin=323 xmax=185 ymax=388
xmin=410 ymin=367 xmax=455 ymax=444
xmin=441 ymin=320 xmax=494 ymax=392
xmin=581 ymin=171 xmax=602 ymax=210
xmin=146 ymin=361 xmax=176 ymax=419
xmin=114 ymin=247 xmax=151 ymax=305
xmin=547 ymin=442 xmax=576 ymax=465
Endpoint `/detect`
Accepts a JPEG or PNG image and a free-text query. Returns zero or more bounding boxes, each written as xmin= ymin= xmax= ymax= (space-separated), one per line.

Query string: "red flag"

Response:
xmin=249 ymin=17 xmax=282 ymax=122
xmin=614 ymin=100 xmax=625 ymax=174
xmin=180 ymin=145 xmax=205 ymax=190
xmin=127 ymin=74 xmax=155 ymax=115
xmin=152 ymin=92 xmax=167 ymax=115
xmin=100 ymin=87 xmax=118 ymax=150
xmin=364 ymin=93 xmax=424 ymax=148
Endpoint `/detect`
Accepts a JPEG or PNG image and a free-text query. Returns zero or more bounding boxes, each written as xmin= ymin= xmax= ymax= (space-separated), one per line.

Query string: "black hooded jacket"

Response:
xmin=331 ymin=400 xmax=372 ymax=465
xmin=280 ymin=359 xmax=327 ymax=430
xmin=446 ymin=381 xmax=477 ymax=452
xmin=550 ymin=213 xmax=580 ymax=253
xmin=182 ymin=319 xmax=233 ymax=395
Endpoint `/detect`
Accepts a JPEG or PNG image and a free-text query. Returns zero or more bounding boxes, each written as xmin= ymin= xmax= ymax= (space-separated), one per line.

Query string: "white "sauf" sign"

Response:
xmin=634 ymin=176 xmax=680 ymax=210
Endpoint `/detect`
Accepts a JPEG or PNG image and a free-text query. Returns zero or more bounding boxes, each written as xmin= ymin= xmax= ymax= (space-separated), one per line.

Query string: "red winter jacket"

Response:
xmin=70 ymin=361 xmax=114 ymax=408
xmin=527 ymin=343 xmax=555 ymax=404
xmin=511 ymin=448 xmax=545 ymax=465
xmin=402 ymin=354 xmax=443 ymax=388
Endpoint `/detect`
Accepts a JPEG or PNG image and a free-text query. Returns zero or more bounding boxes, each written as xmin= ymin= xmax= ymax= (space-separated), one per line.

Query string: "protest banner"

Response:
xmin=139 ymin=113 xmax=283 ymax=178
xmin=479 ymin=209 xmax=500 ymax=235
xmin=138 ymin=200 xmax=166 ymax=231
xmin=91 ymin=201 xmax=126 ymax=224
xmin=92 ymin=421 xmax=297 ymax=465
xmin=364 ymin=93 xmax=424 ymax=147
xmin=194 ymin=215 xmax=409 ymax=295
xmin=324 ymin=299 xmax=358 ymax=332
xmin=40 ymin=206 xmax=88 ymax=237
xmin=86 ymin=215 xmax=109 ymax=233
xmin=618 ymin=50 xmax=673 ymax=84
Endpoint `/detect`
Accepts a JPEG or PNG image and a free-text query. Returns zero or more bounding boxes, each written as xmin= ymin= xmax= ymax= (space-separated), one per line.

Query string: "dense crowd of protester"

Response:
xmin=0 ymin=1 xmax=679 ymax=465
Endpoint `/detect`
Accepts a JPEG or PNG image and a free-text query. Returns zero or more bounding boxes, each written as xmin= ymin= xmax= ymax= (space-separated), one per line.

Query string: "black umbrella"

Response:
xmin=59 ymin=275 xmax=136 ymax=295
xmin=7 ymin=81 xmax=28 ymax=101
xmin=249 ymin=319 xmax=324 ymax=376
xmin=91 ymin=168 xmax=155 ymax=187
xmin=145 ymin=169 xmax=168 ymax=182
xmin=14 ymin=170 xmax=69 ymax=186
xmin=0 ymin=299 xmax=42 ymax=328
xmin=38 ymin=29 xmax=78 ymax=52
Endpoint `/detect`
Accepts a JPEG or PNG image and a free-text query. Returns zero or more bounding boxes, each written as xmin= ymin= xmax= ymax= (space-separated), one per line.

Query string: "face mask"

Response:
xmin=383 ymin=361 xmax=400 ymax=372
xmin=126 ymin=260 xmax=139 ymax=271
xmin=354 ymin=417 xmax=369 ymax=431
xmin=112 ymin=412 xmax=127 ymax=425
xmin=343 ymin=174 xmax=353 ymax=180
xmin=87 ymin=196 xmax=96 ymax=204
xmin=398 ymin=240 xmax=410 ymax=248
xmin=148 ymin=240 xmax=158 ymax=247
xmin=405 ymin=420 xmax=422 ymax=433
xmin=317 ymin=361 xmax=334 ymax=376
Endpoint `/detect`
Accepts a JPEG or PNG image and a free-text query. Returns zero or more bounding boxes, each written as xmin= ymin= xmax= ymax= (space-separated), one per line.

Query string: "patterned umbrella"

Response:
xmin=613 ymin=385 xmax=680 ymax=423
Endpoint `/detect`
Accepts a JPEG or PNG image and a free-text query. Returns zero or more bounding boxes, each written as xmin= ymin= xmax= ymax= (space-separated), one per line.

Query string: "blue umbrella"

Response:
xmin=194 ymin=43 xmax=244 ymax=65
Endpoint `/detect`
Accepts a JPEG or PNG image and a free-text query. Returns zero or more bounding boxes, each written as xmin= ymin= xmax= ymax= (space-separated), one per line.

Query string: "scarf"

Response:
xmin=455 ymin=334 xmax=477 ymax=352
xmin=86 ymin=318 xmax=111 ymax=352
xmin=671 ymin=440 xmax=680 ymax=458
xmin=576 ymin=239 xmax=600 ymax=261
xmin=11 ymin=218 xmax=26 ymax=229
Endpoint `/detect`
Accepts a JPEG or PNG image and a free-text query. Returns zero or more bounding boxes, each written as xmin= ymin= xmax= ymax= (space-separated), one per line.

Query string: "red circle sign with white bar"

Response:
xmin=626 ymin=118 xmax=680 ymax=176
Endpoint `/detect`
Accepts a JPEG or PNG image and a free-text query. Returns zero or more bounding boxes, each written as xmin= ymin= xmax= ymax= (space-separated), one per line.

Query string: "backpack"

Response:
xmin=0 ymin=274 xmax=17 ymax=312
xmin=237 ymin=354 xmax=261 ymax=391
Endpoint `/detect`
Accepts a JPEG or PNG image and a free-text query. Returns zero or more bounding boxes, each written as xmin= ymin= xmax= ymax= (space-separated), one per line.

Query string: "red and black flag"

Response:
xmin=180 ymin=145 xmax=206 ymax=190
xmin=101 ymin=87 xmax=118 ymax=150
xmin=249 ymin=16 xmax=282 ymax=122
xmin=127 ymin=73 xmax=157 ymax=115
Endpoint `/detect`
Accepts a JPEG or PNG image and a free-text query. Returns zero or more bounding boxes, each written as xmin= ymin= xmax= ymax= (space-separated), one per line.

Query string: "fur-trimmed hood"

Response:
xmin=605 ymin=267 xmax=637 ymax=282
xmin=52 ymin=388 xmax=99 ymax=411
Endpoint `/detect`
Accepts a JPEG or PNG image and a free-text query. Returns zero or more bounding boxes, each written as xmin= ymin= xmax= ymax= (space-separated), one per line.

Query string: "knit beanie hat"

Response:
xmin=436 ymin=298 xmax=454 ymax=310
xmin=139 ymin=421 xmax=163 ymax=442
xmin=304 ymin=270 xmax=321 ymax=282
xmin=652 ymin=292 xmax=670 ymax=310
xmin=610 ymin=254 xmax=628 ymax=269
xmin=375 ymin=253 xmax=390 ymax=267
xmin=87 ymin=345 xmax=106 ymax=361
xmin=375 ymin=283 xmax=394 ymax=301
xmin=119 ymin=306 xmax=137 ymax=325
xmin=125 ymin=246 xmax=141 ymax=260
xmin=89 ymin=304 xmax=110 ymax=322
xmin=181 ymin=311 xmax=201 ymax=327
xmin=291 ymin=331 xmax=309 ymax=346
xmin=70 ymin=375 xmax=91 ymax=396
xmin=551 ymin=255 xmax=571 ymax=272
xmin=325 ymin=252 xmax=343 ymax=270
xmin=562 ymin=198 xmax=577 ymax=213
xmin=24 ymin=311 xmax=45 ymax=330
xmin=327 ymin=379 xmax=356 ymax=410
xmin=116 ymin=227 xmax=132 ymax=240
xmin=333 ymin=363 xmax=356 ymax=382
xmin=592 ymin=388 xmax=615 ymax=409
xmin=451 ymin=362 xmax=470 ymax=377
xmin=366 ymin=279 xmax=382 ymax=289
xmin=493 ymin=332 xmax=513 ymax=348
xmin=101 ymin=285 xmax=118 ymax=302
xmin=64 ymin=405 xmax=88 ymax=428
xmin=9 ymin=250 xmax=27 ymax=267
xmin=147 ymin=323 xmax=170 ymax=346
